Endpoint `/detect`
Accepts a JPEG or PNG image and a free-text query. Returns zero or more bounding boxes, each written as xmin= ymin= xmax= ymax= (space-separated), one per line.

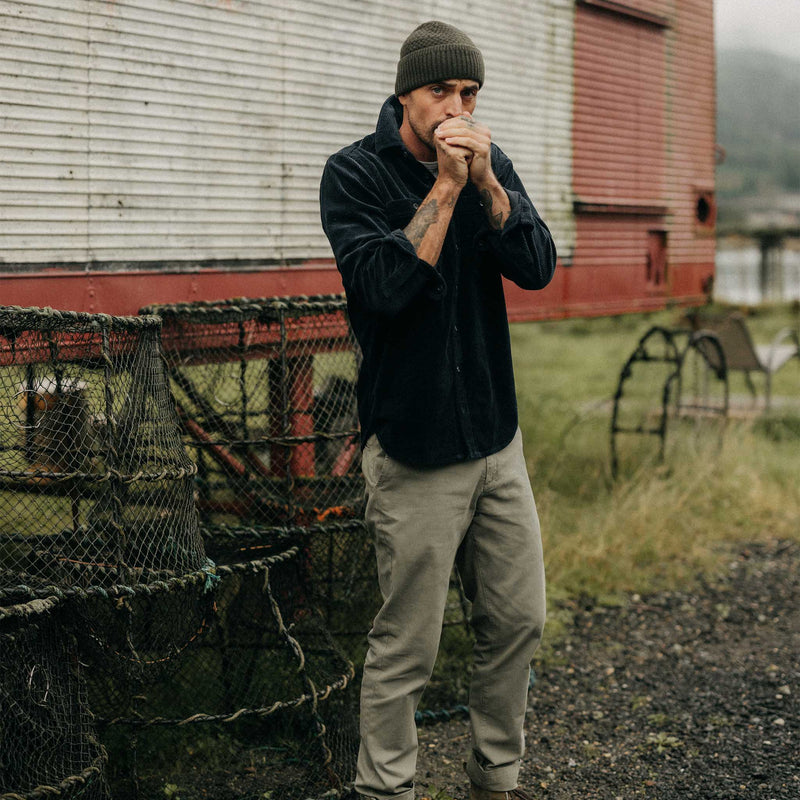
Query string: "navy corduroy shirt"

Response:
xmin=319 ymin=96 xmax=557 ymax=466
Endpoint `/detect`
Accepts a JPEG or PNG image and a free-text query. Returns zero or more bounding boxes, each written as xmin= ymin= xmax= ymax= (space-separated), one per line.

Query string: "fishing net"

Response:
xmin=140 ymin=295 xmax=363 ymax=531
xmin=0 ymin=305 xmax=215 ymax=798
xmin=0 ymin=298 xmax=471 ymax=800
xmin=200 ymin=518 xmax=376 ymax=650
xmin=0 ymin=306 xmax=206 ymax=599
xmin=112 ymin=295 xmax=365 ymax=797
xmin=87 ymin=541 xmax=359 ymax=800
xmin=144 ymin=293 xmax=474 ymax=701
xmin=0 ymin=598 xmax=108 ymax=800
xmin=141 ymin=295 xmax=381 ymax=642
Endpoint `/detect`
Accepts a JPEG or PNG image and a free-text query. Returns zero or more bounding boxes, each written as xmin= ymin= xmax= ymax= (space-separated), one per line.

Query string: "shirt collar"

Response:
xmin=375 ymin=95 xmax=406 ymax=154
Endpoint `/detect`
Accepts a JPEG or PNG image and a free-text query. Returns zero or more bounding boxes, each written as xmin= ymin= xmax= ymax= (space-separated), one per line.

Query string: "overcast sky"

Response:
xmin=715 ymin=0 xmax=800 ymax=61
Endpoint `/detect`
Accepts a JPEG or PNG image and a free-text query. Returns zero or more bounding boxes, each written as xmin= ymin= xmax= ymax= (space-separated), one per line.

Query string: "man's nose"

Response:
xmin=444 ymin=95 xmax=463 ymax=117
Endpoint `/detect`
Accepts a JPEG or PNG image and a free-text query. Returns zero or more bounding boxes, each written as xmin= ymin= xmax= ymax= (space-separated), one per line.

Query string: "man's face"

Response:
xmin=398 ymin=79 xmax=480 ymax=159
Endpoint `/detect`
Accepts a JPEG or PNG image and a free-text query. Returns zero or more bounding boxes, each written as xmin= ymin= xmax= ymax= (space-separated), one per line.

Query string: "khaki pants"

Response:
xmin=356 ymin=429 xmax=546 ymax=799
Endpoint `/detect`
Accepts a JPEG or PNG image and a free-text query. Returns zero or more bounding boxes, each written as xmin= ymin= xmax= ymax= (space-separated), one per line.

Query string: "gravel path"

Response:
xmin=416 ymin=540 xmax=800 ymax=800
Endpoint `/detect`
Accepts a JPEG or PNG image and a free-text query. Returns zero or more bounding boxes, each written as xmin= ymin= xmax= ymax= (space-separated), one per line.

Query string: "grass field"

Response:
xmin=510 ymin=303 xmax=800 ymax=623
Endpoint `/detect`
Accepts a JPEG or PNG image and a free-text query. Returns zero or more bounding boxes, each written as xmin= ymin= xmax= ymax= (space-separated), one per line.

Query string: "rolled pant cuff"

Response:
xmin=465 ymin=753 xmax=520 ymax=792
xmin=355 ymin=789 xmax=415 ymax=800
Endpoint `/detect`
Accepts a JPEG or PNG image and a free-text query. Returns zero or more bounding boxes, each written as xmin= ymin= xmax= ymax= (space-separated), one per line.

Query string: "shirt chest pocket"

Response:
xmin=458 ymin=198 xmax=487 ymax=237
xmin=385 ymin=198 xmax=419 ymax=231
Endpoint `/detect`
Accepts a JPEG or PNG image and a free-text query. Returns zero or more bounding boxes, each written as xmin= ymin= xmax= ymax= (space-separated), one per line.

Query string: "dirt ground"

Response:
xmin=416 ymin=540 xmax=799 ymax=800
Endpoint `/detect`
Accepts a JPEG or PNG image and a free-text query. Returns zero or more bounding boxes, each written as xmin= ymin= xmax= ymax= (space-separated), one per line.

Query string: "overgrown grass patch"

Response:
xmin=511 ymin=304 xmax=800 ymax=607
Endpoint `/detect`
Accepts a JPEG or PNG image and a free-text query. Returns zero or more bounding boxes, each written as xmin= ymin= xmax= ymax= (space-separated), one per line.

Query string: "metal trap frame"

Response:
xmin=611 ymin=325 xmax=729 ymax=478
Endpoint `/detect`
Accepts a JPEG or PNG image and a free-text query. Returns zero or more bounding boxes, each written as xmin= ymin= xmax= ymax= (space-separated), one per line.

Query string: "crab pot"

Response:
xmin=87 ymin=543 xmax=359 ymax=800
xmin=141 ymin=295 xmax=363 ymax=530
xmin=0 ymin=306 xmax=205 ymax=594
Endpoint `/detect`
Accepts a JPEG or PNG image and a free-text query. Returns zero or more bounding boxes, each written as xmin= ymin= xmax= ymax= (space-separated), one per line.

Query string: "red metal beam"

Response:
xmin=0 ymin=264 xmax=346 ymax=318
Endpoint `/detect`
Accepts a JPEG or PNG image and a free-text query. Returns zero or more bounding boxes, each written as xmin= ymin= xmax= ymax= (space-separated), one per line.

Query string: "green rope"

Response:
xmin=0 ymin=304 xmax=160 ymax=333
xmin=141 ymin=294 xmax=347 ymax=319
xmin=98 ymin=661 xmax=355 ymax=728
xmin=0 ymin=752 xmax=107 ymax=800
xmin=0 ymin=464 xmax=197 ymax=484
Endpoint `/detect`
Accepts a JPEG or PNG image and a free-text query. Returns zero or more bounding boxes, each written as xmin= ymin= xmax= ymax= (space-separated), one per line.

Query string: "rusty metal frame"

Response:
xmin=611 ymin=326 xmax=729 ymax=478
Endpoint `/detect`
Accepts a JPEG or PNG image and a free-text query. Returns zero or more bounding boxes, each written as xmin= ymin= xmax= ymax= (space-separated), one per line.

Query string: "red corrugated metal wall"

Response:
xmin=568 ymin=0 xmax=714 ymax=316
xmin=665 ymin=0 xmax=717 ymax=299
xmin=574 ymin=7 xmax=667 ymax=204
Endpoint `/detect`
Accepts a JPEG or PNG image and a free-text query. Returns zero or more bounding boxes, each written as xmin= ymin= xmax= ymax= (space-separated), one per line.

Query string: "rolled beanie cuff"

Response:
xmin=395 ymin=44 xmax=484 ymax=95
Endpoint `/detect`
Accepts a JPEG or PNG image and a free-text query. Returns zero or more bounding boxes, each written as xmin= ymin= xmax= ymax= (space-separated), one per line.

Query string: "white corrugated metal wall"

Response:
xmin=0 ymin=0 xmax=573 ymax=268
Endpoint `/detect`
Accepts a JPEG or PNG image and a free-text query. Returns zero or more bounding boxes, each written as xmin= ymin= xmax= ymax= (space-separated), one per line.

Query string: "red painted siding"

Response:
xmin=664 ymin=0 xmax=716 ymax=297
xmin=573 ymin=13 xmax=667 ymax=205
xmin=570 ymin=0 xmax=715 ymax=317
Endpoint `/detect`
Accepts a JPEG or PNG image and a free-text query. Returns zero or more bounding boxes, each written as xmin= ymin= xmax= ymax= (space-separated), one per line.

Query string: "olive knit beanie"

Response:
xmin=395 ymin=20 xmax=484 ymax=96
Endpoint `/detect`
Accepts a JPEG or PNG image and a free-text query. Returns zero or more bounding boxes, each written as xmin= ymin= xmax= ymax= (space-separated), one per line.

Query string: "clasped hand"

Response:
xmin=434 ymin=113 xmax=492 ymax=188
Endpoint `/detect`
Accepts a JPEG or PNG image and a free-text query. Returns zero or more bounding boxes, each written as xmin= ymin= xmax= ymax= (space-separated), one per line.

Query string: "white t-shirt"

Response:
xmin=420 ymin=160 xmax=438 ymax=176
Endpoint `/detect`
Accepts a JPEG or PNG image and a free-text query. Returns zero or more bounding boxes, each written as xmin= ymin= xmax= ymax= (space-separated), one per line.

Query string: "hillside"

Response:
xmin=716 ymin=48 xmax=800 ymax=227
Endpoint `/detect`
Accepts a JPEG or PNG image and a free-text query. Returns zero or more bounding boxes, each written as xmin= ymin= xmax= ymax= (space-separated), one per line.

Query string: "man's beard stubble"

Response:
xmin=409 ymin=116 xmax=441 ymax=157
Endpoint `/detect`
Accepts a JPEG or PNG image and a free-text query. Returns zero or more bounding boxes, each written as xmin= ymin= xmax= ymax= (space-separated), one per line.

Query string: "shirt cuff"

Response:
xmin=475 ymin=189 xmax=534 ymax=250
xmin=500 ymin=189 xmax=536 ymax=232
xmin=392 ymin=228 xmax=447 ymax=300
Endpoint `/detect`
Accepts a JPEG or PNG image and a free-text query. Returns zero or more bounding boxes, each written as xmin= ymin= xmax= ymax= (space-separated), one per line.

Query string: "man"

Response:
xmin=319 ymin=20 xmax=557 ymax=800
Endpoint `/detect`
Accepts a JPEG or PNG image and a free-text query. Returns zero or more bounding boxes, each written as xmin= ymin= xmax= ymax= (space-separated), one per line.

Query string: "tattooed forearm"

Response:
xmin=479 ymin=189 xmax=506 ymax=230
xmin=401 ymin=182 xmax=461 ymax=265
xmin=404 ymin=200 xmax=440 ymax=250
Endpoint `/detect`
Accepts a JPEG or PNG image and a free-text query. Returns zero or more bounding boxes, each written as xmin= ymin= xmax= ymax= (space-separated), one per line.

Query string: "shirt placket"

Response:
xmin=449 ymin=220 xmax=477 ymax=458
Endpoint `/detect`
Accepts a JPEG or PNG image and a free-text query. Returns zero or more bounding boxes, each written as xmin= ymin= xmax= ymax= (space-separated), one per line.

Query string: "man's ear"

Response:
xmin=397 ymin=93 xmax=408 ymax=107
